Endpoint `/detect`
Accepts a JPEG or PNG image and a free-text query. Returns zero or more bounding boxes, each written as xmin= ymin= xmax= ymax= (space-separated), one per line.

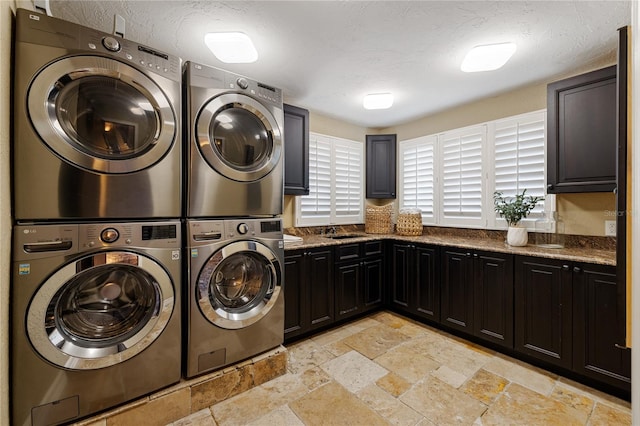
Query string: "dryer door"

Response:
xmin=28 ymin=56 xmax=176 ymax=174
xmin=197 ymin=241 xmax=282 ymax=329
xmin=27 ymin=250 xmax=175 ymax=370
xmin=196 ymin=93 xmax=282 ymax=182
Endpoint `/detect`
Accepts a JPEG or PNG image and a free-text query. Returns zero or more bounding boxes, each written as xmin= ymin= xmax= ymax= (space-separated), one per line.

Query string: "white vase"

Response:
xmin=507 ymin=226 xmax=528 ymax=246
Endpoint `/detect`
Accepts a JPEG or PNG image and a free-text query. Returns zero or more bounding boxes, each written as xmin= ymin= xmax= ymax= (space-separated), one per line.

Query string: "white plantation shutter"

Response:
xmin=440 ymin=126 xmax=485 ymax=226
xmin=493 ymin=111 xmax=547 ymax=223
xmin=334 ymin=140 xmax=362 ymax=217
xmin=296 ymin=133 xmax=363 ymax=226
xmin=299 ymin=137 xmax=331 ymax=218
xmin=399 ymin=136 xmax=435 ymax=222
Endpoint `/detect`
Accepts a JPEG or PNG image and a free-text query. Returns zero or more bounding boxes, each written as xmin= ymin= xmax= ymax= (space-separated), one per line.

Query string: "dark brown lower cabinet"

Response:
xmin=284 ymin=247 xmax=334 ymax=341
xmin=515 ymin=256 xmax=572 ymax=368
xmin=441 ymin=248 xmax=473 ymax=332
xmin=515 ymin=256 xmax=630 ymax=392
xmin=335 ymin=241 xmax=384 ymax=321
xmin=473 ymin=251 xmax=514 ymax=348
xmin=441 ymin=248 xmax=514 ymax=349
xmin=573 ymin=263 xmax=630 ymax=391
xmin=389 ymin=242 xmax=439 ymax=323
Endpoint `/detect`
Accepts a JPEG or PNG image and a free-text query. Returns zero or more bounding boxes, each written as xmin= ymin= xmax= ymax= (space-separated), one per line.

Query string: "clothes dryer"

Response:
xmin=13 ymin=9 xmax=181 ymax=221
xmin=185 ymin=218 xmax=284 ymax=378
xmin=11 ymin=220 xmax=182 ymax=426
xmin=184 ymin=62 xmax=284 ymax=217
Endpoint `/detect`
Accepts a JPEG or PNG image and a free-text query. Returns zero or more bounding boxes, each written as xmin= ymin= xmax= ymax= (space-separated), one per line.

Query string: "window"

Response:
xmin=440 ymin=126 xmax=486 ymax=227
xmin=296 ymin=133 xmax=363 ymax=226
xmin=398 ymin=136 xmax=436 ymax=222
xmin=398 ymin=110 xmax=549 ymax=230
xmin=490 ymin=111 xmax=548 ymax=228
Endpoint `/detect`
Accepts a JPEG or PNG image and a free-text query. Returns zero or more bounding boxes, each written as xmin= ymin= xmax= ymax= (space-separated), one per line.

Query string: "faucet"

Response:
xmin=321 ymin=226 xmax=337 ymax=236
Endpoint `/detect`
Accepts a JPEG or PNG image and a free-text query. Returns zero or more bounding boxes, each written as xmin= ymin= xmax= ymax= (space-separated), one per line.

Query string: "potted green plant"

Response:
xmin=493 ymin=190 xmax=544 ymax=246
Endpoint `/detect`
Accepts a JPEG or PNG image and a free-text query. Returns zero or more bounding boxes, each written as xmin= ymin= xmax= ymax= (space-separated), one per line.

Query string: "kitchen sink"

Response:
xmin=323 ymin=234 xmax=363 ymax=240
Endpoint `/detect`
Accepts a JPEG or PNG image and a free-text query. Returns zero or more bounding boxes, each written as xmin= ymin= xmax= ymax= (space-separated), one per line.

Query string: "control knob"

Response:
xmin=100 ymin=228 xmax=120 ymax=243
xmin=102 ymin=36 xmax=121 ymax=52
xmin=236 ymin=77 xmax=249 ymax=90
xmin=237 ymin=223 xmax=249 ymax=235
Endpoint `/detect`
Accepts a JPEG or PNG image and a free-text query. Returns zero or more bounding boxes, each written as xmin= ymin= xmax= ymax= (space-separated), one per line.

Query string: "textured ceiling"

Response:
xmin=30 ymin=0 xmax=632 ymax=128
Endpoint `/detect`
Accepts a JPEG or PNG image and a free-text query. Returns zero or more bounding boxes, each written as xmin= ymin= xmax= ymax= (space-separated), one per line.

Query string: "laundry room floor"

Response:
xmin=168 ymin=311 xmax=631 ymax=426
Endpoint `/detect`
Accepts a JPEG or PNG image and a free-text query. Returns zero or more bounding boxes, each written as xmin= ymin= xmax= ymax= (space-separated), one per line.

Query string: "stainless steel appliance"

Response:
xmin=11 ymin=221 xmax=182 ymax=426
xmin=185 ymin=218 xmax=284 ymax=378
xmin=184 ymin=62 xmax=284 ymax=217
xmin=13 ymin=9 xmax=181 ymax=221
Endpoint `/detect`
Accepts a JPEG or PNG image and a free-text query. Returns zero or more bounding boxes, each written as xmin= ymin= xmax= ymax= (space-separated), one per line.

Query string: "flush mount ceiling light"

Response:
xmin=363 ymin=93 xmax=394 ymax=110
xmin=461 ymin=42 xmax=517 ymax=72
xmin=204 ymin=32 xmax=258 ymax=63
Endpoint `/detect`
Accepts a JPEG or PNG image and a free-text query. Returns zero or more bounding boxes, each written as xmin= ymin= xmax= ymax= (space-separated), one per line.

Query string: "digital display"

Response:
xmin=260 ymin=220 xmax=281 ymax=233
xmin=142 ymin=225 xmax=177 ymax=240
xmin=138 ymin=45 xmax=169 ymax=60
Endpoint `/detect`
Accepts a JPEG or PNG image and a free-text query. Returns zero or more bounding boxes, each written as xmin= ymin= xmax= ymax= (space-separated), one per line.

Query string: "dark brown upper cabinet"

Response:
xmin=547 ymin=65 xmax=617 ymax=193
xmin=366 ymin=134 xmax=396 ymax=199
xmin=283 ymin=104 xmax=310 ymax=195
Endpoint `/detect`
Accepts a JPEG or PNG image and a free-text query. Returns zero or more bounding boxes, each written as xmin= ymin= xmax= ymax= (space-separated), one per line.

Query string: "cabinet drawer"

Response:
xmin=336 ymin=243 xmax=361 ymax=261
xmin=364 ymin=241 xmax=383 ymax=256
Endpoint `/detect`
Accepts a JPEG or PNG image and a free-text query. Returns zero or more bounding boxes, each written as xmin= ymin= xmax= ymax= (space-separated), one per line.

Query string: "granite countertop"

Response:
xmin=284 ymin=231 xmax=616 ymax=266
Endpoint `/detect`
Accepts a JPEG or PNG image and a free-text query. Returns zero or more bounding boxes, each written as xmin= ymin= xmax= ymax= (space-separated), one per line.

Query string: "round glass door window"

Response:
xmin=55 ymin=76 xmax=159 ymax=159
xmin=28 ymin=56 xmax=176 ymax=174
xmin=197 ymin=241 xmax=282 ymax=329
xmin=27 ymin=251 xmax=174 ymax=370
xmin=196 ymin=93 xmax=282 ymax=182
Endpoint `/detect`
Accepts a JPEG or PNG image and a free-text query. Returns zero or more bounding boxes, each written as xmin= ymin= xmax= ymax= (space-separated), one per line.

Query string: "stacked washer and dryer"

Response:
xmin=10 ymin=8 xmax=286 ymax=426
xmin=182 ymin=62 xmax=285 ymax=378
xmin=11 ymin=9 xmax=183 ymax=426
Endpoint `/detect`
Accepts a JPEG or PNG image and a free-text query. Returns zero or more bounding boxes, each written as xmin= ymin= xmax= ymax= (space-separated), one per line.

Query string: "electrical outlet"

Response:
xmin=605 ymin=220 xmax=617 ymax=236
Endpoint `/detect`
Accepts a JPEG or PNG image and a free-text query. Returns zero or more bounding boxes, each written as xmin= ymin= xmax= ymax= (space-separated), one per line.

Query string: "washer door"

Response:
xmin=196 ymin=93 xmax=282 ymax=182
xmin=28 ymin=56 xmax=176 ymax=174
xmin=197 ymin=241 xmax=282 ymax=329
xmin=27 ymin=251 xmax=174 ymax=370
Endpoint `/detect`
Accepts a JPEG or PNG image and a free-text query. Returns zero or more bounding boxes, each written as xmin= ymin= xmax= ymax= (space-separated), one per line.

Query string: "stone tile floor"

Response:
xmin=168 ymin=311 xmax=631 ymax=425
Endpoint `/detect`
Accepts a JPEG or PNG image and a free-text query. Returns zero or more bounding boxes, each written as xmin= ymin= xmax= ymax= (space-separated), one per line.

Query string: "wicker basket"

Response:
xmin=365 ymin=203 xmax=394 ymax=234
xmin=396 ymin=208 xmax=423 ymax=236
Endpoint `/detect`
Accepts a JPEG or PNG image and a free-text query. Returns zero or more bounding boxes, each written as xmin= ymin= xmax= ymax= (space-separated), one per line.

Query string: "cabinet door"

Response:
xmin=335 ymin=261 xmax=361 ymax=320
xmin=547 ymin=66 xmax=617 ymax=193
xmin=283 ymin=104 xmax=309 ymax=195
xmin=363 ymin=256 xmax=384 ymax=310
xmin=441 ymin=248 xmax=473 ymax=333
xmin=308 ymin=248 xmax=334 ymax=330
xmin=515 ymin=256 xmax=572 ymax=368
xmin=366 ymin=134 xmax=396 ymax=198
xmin=573 ymin=263 xmax=631 ymax=391
xmin=390 ymin=243 xmax=412 ymax=311
xmin=284 ymin=250 xmax=307 ymax=340
xmin=473 ymin=251 xmax=514 ymax=348
xmin=415 ymin=244 xmax=439 ymax=323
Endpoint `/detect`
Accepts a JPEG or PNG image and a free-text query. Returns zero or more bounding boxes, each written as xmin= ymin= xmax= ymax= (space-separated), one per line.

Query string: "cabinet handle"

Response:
xmin=473 ymin=253 xmax=479 ymax=258
xmin=615 ymin=343 xmax=630 ymax=350
xmin=573 ymin=266 xmax=581 ymax=273
xmin=547 ymin=184 xmax=554 ymax=190
xmin=466 ymin=252 xmax=472 ymax=257
xmin=562 ymin=265 xmax=570 ymax=271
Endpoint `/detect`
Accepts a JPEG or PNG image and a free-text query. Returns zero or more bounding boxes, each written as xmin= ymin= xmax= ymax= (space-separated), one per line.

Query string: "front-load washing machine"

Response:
xmin=184 ymin=62 xmax=284 ymax=217
xmin=11 ymin=220 xmax=182 ymax=426
xmin=186 ymin=217 xmax=284 ymax=378
xmin=13 ymin=9 xmax=181 ymax=221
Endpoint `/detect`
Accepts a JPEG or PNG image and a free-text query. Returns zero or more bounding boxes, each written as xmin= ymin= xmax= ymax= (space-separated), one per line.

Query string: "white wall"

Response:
xmin=0 ymin=2 xmax=15 ymax=425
